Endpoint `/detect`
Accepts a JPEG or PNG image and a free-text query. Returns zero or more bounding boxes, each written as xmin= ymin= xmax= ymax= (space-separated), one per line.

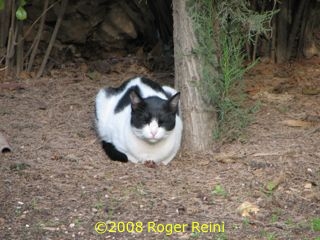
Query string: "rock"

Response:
xmin=303 ymin=41 xmax=320 ymax=59
xmin=69 ymin=223 xmax=75 ymax=228
xmin=96 ymin=3 xmax=137 ymax=46
xmin=92 ymin=208 xmax=98 ymax=213
xmin=76 ymin=2 xmax=105 ymax=27
xmin=304 ymin=183 xmax=312 ymax=190
xmin=19 ymin=0 xmax=170 ymax=60
xmin=59 ymin=14 xmax=92 ymax=44
xmin=107 ymin=4 xmax=137 ymax=39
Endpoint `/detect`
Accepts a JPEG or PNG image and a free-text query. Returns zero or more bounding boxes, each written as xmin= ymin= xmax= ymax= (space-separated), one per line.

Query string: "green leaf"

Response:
xmin=0 ymin=0 xmax=4 ymax=10
xmin=212 ymin=184 xmax=227 ymax=196
xmin=16 ymin=6 xmax=27 ymax=20
xmin=19 ymin=0 xmax=27 ymax=7
xmin=266 ymin=181 xmax=277 ymax=192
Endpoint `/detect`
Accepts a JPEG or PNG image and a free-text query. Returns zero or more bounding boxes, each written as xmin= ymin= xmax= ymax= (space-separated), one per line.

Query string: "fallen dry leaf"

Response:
xmin=236 ymin=201 xmax=260 ymax=217
xmin=252 ymin=91 xmax=294 ymax=103
xmin=0 ymin=82 xmax=25 ymax=91
xmin=198 ymin=159 xmax=210 ymax=165
xmin=281 ymin=119 xmax=313 ymax=128
xmin=265 ymin=172 xmax=286 ymax=192
xmin=214 ymin=153 xmax=238 ymax=163
xmin=0 ymin=217 xmax=5 ymax=225
xmin=18 ymin=71 xmax=32 ymax=80
xmin=302 ymin=87 xmax=320 ymax=95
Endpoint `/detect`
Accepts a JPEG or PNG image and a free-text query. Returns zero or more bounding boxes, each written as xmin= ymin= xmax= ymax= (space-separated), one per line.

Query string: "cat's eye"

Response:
xmin=144 ymin=115 xmax=152 ymax=122
xmin=158 ymin=119 xmax=164 ymax=126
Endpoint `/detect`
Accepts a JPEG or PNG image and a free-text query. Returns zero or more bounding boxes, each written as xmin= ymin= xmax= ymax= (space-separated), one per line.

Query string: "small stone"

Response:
xmin=69 ymin=223 xmax=75 ymax=228
xmin=92 ymin=208 xmax=98 ymax=213
xmin=304 ymin=183 xmax=312 ymax=189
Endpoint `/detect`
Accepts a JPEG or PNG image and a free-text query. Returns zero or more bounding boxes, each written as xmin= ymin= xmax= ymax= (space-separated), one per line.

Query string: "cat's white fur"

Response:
xmin=95 ymin=77 xmax=183 ymax=165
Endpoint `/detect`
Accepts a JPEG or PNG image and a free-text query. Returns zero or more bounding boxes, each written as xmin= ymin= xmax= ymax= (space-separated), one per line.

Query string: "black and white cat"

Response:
xmin=95 ymin=77 xmax=183 ymax=165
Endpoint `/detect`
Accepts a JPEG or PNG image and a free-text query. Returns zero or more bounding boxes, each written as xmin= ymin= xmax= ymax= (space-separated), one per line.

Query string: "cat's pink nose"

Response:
xmin=151 ymin=130 xmax=157 ymax=137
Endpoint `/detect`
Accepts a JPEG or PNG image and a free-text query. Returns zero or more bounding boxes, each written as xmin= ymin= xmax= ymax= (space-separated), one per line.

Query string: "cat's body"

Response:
xmin=95 ymin=77 xmax=183 ymax=165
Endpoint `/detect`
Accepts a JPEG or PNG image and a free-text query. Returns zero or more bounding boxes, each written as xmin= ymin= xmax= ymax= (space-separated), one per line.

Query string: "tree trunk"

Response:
xmin=286 ymin=0 xmax=307 ymax=60
xmin=172 ymin=0 xmax=216 ymax=152
xmin=301 ymin=0 xmax=319 ymax=59
xmin=276 ymin=0 xmax=290 ymax=63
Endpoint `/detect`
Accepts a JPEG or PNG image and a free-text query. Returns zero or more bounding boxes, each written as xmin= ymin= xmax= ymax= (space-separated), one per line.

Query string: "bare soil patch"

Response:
xmin=1 ymin=58 xmax=320 ymax=240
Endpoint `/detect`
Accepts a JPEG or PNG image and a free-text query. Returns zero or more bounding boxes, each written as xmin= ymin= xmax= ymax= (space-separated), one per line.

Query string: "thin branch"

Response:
xmin=27 ymin=0 xmax=49 ymax=71
xmin=5 ymin=0 xmax=16 ymax=75
xmin=0 ymin=0 xmax=11 ymax=48
xmin=36 ymin=0 xmax=68 ymax=78
xmin=252 ymin=33 xmax=259 ymax=61
xmin=16 ymin=21 xmax=24 ymax=74
xmin=271 ymin=3 xmax=277 ymax=62
xmin=15 ymin=0 xmax=59 ymax=47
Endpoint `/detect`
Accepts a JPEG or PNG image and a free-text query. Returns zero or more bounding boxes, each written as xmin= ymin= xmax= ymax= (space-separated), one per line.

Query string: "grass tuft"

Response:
xmin=311 ymin=218 xmax=320 ymax=232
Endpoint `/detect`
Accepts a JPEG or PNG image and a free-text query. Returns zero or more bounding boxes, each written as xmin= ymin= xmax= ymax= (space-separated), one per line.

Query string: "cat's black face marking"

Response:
xmin=141 ymin=77 xmax=174 ymax=99
xmin=104 ymin=79 xmax=131 ymax=96
xmin=107 ymin=77 xmax=166 ymax=96
xmin=114 ymin=86 xmax=141 ymax=113
xmin=130 ymin=90 xmax=180 ymax=131
xmin=141 ymin=77 xmax=166 ymax=93
xmin=113 ymin=77 xmax=175 ymax=114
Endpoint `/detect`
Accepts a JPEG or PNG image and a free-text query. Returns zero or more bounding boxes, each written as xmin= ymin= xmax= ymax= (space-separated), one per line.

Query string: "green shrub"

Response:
xmin=188 ymin=0 xmax=276 ymax=141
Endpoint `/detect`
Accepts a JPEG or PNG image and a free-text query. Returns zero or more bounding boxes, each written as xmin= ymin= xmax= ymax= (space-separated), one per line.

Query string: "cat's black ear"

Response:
xmin=130 ymin=90 xmax=142 ymax=110
xmin=168 ymin=92 xmax=180 ymax=113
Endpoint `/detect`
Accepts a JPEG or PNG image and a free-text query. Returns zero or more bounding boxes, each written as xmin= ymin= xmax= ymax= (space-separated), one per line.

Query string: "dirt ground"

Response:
xmin=0 ymin=57 xmax=320 ymax=240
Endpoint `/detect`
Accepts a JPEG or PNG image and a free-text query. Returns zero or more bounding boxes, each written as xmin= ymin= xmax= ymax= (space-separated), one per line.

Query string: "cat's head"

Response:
xmin=129 ymin=90 xmax=180 ymax=143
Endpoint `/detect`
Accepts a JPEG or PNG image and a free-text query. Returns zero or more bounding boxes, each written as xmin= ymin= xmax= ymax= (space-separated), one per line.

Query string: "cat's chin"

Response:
xmin=146 ymin=138 xmax=161 ymax=144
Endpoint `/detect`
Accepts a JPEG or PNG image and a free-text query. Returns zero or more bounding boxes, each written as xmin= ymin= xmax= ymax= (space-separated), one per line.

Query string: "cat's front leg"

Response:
xmin=101 ymin=141 xmax=128 ymax=162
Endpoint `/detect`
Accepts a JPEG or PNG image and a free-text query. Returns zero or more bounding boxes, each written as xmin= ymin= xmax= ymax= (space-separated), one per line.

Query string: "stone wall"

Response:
xmin=25 ymin=0 xmax=173 ymax=60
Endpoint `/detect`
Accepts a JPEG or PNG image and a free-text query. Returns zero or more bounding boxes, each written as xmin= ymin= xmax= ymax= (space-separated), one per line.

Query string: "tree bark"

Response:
xmin=286 ymin=0 xmax=307 ymax=60
xmin=301 ymin=0 xmax=319 ymax=59
xmin=173 ymin=0 xmax=216 ymax=152
xmin=276 ymin=0 xmax=290 ymax=63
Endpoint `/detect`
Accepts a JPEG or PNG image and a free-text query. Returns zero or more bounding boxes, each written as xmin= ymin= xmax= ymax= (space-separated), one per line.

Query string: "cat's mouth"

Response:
xmin=146 ymin=137 xmax=161 ymax=144
xmin=131 ymin=127 xmax=163 ymax=143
